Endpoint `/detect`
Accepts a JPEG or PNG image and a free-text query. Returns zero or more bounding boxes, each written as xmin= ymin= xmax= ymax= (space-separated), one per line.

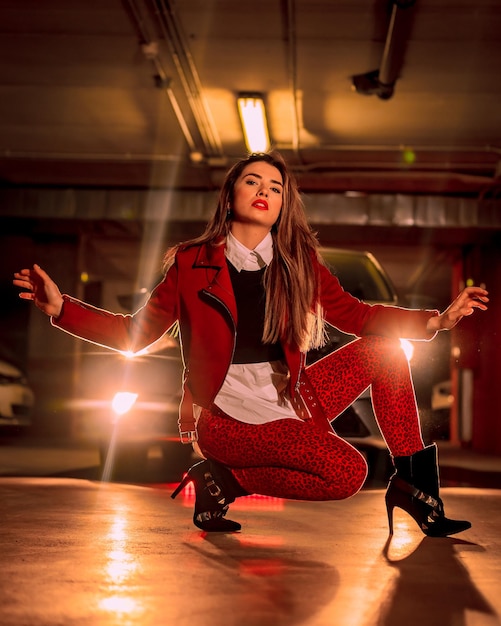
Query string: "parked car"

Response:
xmin=0 ymin=359 xmax=35 ymax=433
xmin=309 ymin=248 xmax=408 ymax=482
xmin=67 ymin=344 xmax=192 ymax=480
xmin=429 ymin=379 xmax=453 ymax=440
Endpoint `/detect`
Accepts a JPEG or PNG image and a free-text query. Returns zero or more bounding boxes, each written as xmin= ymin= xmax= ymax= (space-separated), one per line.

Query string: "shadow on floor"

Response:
xmin=374 ymin=536 xmax=496 ymax=626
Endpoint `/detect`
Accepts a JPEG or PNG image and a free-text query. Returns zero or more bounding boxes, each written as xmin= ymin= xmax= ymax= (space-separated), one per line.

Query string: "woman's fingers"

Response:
xmin=13 ymin=264 xmax=63 ymax=317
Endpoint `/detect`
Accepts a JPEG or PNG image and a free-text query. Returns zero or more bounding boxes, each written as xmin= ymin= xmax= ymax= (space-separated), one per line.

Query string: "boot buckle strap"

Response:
xmin=203 ymin=471 xmax=225 ymax=503
xmin=393 ymin=476 xmax=440 ymax=510
xmin=413 ymin=489 xmax=439 ymax=509
xmin=207 ymin=479 xmax=222 ymax=498
xmin=196 ymin=508 xmax=226 ymax=524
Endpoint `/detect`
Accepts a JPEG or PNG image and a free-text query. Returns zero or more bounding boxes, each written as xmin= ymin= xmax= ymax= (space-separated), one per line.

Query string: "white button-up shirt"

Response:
xmin=213 ymin=232 xmax=300 ymax=424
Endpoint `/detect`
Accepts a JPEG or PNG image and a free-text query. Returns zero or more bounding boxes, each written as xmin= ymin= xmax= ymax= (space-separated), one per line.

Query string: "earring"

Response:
xmin=226 ymin=203 xmax=232 ymax=219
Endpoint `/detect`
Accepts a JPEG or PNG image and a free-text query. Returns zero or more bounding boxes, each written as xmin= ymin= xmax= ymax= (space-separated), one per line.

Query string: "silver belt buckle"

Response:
xmin=180 ymin=430 xmax=197 ymax=443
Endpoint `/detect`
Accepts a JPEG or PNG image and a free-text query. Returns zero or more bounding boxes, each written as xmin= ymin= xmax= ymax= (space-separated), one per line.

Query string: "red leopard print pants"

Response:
xmin=197 ymin=336 xmax=425 ymax=501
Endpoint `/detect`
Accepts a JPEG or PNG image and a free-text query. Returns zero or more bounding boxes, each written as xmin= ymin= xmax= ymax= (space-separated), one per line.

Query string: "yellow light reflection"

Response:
xmin=109 ymin=516 xmax=127 ymax=541
xmin=99 ymin=595 xmax=143 ymax=616
xmin=385 ymin=515 xmax=423 ymax=561
xmin=235 ymin=534 xmax=285 ymax=548
xmin=386 ymin=531 xmax=421 ymax=559
xmin=106 ymin=549 xmax=138 ymax=583
xmin=97 ymin=511 xmax=145 ymax=620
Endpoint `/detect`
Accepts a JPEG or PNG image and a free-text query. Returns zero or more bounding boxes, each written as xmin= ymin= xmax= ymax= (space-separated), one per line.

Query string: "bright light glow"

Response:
xmin=99 ymin=595 xmax=143 ymax=616
xmin=109 ymin=517 xmax=127 ymax=542
xmin=121 ymin=347 xmax=151 ymax=358
xmin=111 ymin=392 xmax=138 ymax=416
xmin=402 ymin=148 xmax=416 ymax=165
xmin=106 ymin=550 xmax=138 ymax=582
xmin=400 ymin=339 xmax=414 ymax=362
xmin=237 ymin=95 xmax=270 ymax=153
xmin=98 ymin=512 xmax=145 ymax=618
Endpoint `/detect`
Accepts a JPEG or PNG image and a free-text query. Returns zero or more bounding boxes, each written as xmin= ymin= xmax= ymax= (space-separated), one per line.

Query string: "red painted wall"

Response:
xmin=452 ymin=245 xmax=501 ymax=455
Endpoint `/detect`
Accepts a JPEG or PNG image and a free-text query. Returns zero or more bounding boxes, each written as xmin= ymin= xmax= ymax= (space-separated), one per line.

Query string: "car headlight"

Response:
xmin=400 ymin=339 xmax=414 ymax=363
xmin=111 ymin=392 xmax=138 ymax=418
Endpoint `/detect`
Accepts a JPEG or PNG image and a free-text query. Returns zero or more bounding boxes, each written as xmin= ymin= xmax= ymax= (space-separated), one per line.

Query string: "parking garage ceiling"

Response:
xmin=0 ymin=0 xmax=500 ymax=198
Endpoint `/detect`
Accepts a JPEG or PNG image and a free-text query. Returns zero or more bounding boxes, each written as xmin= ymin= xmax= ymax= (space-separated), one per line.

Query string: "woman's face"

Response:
xmin=230 ymin=161 xmax=283 ymax=233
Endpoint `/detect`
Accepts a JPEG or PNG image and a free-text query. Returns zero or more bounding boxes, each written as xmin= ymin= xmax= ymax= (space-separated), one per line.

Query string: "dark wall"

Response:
xmin=0 ymin=235 xmax=34 ymax=371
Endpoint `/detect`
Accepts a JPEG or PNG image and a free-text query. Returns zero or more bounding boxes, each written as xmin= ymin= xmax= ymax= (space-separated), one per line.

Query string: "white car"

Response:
xmin=0 ymin=360 xmax=35 ymax=430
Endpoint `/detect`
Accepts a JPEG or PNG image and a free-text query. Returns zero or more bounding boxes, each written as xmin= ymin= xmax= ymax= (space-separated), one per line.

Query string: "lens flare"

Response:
xmin=399 ymin=339 xmax=414 ymax=362
xmin=111 ymin=392 xmax=138 ymax=416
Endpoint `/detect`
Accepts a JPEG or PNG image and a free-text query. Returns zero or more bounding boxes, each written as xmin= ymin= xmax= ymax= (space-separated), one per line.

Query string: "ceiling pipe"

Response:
xmin=123 ymin=0 xmax=225 ymax=163
xmin=280 ymin=0 xmax=301 ymax=158
xmin=150 ymin=0 xmax=224 ymax=160
xmin=352 ymin=0 xmax=417 ymax=100
xmin=2 ymin=144 xmax=498 ymax=168
xmin=122 ymin=0 xmax=199 ymax=156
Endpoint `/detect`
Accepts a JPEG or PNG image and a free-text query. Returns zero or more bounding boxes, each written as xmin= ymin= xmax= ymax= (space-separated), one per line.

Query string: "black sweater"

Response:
xmin=227 ymin=260 xmax=284 ymax=364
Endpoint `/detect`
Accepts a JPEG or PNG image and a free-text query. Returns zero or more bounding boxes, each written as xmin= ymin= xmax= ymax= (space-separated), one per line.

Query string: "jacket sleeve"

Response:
xmin=317 ymin=263 xmax=439 ymax=341
xmin=51 ymin=260 xmax=180 ymax=353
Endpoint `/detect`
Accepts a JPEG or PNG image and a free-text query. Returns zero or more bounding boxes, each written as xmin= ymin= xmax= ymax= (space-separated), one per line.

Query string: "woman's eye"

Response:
xmin=271 ymin=187 xmax=282 ymax=194
xmin=245 ymin=179 xmax=257 ymax=185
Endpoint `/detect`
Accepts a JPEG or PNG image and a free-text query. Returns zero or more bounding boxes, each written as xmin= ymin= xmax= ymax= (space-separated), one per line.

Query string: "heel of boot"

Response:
xmin=171 ymin=472 xmax=191 ymax=500
xmin=386 ymin=475 xmax=471 ymax=537
xmin=386 ymin=499 xmax=395 ymax=535
xmin=385 ymin=478 xmax=405 ymax=535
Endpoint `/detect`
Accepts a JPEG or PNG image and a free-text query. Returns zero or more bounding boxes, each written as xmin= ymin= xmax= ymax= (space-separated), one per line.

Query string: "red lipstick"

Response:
xmin=252 ymin=199 xmax=268 ymax=210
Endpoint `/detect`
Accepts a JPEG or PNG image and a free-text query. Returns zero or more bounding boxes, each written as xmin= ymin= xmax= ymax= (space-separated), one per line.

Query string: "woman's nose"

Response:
xmin=257 ymin=187 xmax=268 ymax=197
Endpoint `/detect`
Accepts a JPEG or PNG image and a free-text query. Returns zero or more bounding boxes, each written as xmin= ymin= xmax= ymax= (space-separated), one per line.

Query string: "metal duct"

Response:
xmin=352 ymin=0 xmax=418 ymax=100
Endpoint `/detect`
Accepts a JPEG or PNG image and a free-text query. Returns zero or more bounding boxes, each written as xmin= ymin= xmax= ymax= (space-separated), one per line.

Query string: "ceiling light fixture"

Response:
xmin=237 ymin=94 xmax=270 ymax=153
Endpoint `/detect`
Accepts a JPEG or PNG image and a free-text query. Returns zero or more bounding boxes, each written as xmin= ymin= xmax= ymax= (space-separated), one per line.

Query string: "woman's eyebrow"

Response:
xmin=244 ymin=172 xmax=283 ymax=187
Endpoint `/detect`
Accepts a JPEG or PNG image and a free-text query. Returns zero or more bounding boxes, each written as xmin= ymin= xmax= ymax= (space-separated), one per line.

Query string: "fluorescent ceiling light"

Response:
xmin=237 ymin=94 xmax=270 ymax=153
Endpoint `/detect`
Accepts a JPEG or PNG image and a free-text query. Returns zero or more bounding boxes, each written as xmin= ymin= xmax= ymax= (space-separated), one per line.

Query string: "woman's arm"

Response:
xmin=14 ymin=262 xmax=180 ymax=353
xmin=317 ymin=263 xmax=488 ymax=340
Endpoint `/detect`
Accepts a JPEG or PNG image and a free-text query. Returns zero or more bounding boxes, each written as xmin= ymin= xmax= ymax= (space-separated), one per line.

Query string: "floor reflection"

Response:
xmin=97 ymin=504 xmax=146 ymax=623
xmin=183 ymin=532 xmax=339 ymax=626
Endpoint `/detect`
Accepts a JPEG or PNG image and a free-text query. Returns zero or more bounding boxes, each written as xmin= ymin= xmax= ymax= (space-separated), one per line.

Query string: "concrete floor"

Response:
xmin=1 ymin=476 xmax=500 ymax=626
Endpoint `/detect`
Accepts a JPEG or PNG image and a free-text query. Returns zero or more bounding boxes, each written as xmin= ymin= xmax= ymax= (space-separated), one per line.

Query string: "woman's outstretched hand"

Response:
xmin=427 ymin=286 xmax=489 ymax=332
xmin=13 ymin=264 xmax=64 ymax=318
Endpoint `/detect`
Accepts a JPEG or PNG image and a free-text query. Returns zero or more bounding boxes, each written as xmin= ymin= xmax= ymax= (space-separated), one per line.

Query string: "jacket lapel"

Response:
xmin=194 ymin=242 xmax=237 ymax=323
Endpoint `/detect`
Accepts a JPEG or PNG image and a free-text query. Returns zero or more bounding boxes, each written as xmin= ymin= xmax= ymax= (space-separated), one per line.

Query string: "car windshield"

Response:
xmin=320 ymin=249 xmax=397 ymax=304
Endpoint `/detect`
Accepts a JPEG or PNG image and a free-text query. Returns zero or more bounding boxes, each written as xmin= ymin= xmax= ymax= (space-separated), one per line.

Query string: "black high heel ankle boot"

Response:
xmin=385 ymin=443 xmax=471 ymax=537
xmin=171 ymin=459 xmax=246 ymax=532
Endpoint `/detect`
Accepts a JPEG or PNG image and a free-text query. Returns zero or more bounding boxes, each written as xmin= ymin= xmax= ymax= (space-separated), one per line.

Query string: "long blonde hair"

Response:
xmin=163 ymin=152 xmax=326 ymax=351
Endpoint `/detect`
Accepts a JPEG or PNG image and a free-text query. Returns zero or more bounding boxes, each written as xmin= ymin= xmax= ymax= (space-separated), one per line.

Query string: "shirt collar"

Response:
xmin=225 ymin=231 xmax=273 ymax=272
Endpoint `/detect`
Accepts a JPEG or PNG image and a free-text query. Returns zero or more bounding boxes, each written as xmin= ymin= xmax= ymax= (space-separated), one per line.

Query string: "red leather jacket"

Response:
xmin=53 ymin=241 xmax=438 ymax=440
